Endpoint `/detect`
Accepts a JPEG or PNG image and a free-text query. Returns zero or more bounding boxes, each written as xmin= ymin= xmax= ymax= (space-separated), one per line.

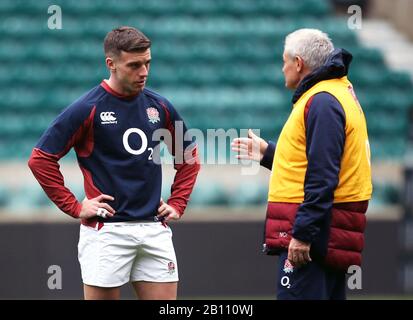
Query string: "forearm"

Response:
xmin=28 ymin=148 xmax=82 ymax=218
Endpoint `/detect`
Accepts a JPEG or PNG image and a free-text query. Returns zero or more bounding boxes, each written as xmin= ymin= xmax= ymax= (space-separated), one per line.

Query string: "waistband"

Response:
xmin=104 ymin=220 xmax=161 ymax=226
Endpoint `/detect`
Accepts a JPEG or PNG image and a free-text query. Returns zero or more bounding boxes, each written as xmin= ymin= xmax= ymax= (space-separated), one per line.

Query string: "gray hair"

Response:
xmin=284 ymin=28 xmax=334 ymax=70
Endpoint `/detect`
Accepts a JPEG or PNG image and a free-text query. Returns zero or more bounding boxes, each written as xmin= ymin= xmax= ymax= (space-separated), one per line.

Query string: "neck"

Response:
xmin=295 ymin=70 xmax=312 ymax=89
xmin=105 ymin=76 xmax=138 ymax=97
xmin=105 ymin=77 xmax=125 ymax=95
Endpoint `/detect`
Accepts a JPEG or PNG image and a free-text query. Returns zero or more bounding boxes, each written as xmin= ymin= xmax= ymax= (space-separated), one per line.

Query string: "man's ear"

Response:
xmin=295 ymin=56 xmax=304 ymax=73
xmin=106 ymin=57 xmax=116 ymax=72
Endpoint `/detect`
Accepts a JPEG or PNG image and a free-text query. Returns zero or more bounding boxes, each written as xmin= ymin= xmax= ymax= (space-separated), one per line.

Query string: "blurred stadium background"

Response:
xmin=0 ymin=0 xmax=413 ymax=299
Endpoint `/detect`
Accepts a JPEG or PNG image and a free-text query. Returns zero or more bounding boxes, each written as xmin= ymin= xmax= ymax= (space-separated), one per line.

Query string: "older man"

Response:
xmin=232 ymin=28 xmax=372 ymax=299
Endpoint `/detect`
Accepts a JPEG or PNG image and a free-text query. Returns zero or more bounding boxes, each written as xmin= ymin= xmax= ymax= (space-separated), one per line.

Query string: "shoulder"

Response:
xmin=310 ymin=91 xmax=340 ymax=106
xmin=309 ymin=91 xmax=343 ymax=109
xmin=143 ymin=88 xmax=175 ymax=112
xmin=304 ymin=92 xmax=346 ymax=136
xmin=143 ymin=87 xmax=167 ymax=101
xmin=64 ymin=84 xmax=107 ymax=117
xmin=71 ymin=85 xmax=107 ymax=109
xmin=143 ymin=88 xmax=185 ymax=125
xmin=307 ymin=92 xmax=345 ymax=122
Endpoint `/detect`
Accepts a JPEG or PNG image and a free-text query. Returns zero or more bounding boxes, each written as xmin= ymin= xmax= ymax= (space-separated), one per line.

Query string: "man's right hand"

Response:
xmin=79 ymin=194 xmax=116 ymax=219
xmin=231 ymin=129 xmax=268 ymax=162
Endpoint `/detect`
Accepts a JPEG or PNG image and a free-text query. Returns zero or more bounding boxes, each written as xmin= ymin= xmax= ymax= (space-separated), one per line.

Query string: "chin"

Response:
xmin=130 ymin=86 xmax=144 ymax=95
xmin=285 ymin=82 xmax=297 ymax=90
xmin=135 ymin=83 xmax=145 ymax=91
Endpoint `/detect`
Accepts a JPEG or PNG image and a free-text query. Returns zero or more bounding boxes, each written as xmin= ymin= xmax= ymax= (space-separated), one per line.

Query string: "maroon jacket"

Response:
xmin=264 ymin=201 xmax=368 ymax=271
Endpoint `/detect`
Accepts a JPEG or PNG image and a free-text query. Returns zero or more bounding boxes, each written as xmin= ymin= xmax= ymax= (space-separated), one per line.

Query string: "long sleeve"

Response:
xmin=28 ymin=103 xmax=96 ymax=218
xmin=292 ymin=92 xmax=345 ymax=243
xmin=28 ymin=149 xmax=82 ymax=217
xmin=260 ymin=141 xmax=276 ymax=170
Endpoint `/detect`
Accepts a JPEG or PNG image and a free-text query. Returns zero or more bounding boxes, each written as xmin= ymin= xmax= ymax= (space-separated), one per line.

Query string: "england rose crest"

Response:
xmin=168 ymin=261 xmax=176 ymax=274
xmin=283 ymin=259 xmax=294 ymax=273
xmin=146 ymin=107 xmax=160 ymax=124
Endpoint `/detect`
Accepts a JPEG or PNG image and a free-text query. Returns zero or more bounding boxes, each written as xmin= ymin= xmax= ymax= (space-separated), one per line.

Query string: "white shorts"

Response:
xmin=78 ymin=221 xmax=179 ymax=288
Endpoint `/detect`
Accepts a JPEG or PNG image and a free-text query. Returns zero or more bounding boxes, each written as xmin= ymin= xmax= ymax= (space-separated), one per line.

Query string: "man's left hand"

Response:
xmin=288 ymin=238 xmax=312 ymax=267
xmin=157 ymin=199 xmax=181 ymax=222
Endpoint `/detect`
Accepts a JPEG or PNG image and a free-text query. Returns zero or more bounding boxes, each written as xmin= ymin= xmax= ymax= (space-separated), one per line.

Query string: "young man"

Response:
xmin=232 ymin=29 xmax=372 ymax=299
xmin=28 ymin=26 xmax=200 ymax=300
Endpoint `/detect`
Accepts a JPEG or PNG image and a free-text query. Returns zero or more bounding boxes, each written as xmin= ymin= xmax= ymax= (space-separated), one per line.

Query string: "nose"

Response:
xmin=140 ymin=65 xmax=149 ymax=77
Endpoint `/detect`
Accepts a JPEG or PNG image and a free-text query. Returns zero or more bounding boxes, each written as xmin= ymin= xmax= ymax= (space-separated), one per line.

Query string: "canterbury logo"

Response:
xmin=100 ymin=111 xmax=117 ymax=124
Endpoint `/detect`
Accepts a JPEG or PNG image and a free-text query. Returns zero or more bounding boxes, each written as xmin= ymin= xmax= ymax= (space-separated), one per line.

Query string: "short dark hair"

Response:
xmin=104 ymin=26 xmax=151 ymax=57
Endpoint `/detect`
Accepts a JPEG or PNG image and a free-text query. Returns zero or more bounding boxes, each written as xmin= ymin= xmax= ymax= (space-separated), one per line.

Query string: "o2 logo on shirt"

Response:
xmin=122 ymin=128 xmax=153 ymax=160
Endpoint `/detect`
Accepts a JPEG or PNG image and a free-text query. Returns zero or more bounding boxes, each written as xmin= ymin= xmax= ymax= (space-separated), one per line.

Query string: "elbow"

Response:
xmin=28 ymin=148 xmax=53 ymax=172
xmin=192 ymin=161 xmax=201 ymax=177
xmin=27 ymin=149 xmax=37 ymax=171
xmin=190 ymin=152 xmax=201 ymax=174
xmin=183 ymin=145 xmax=201 ymax=171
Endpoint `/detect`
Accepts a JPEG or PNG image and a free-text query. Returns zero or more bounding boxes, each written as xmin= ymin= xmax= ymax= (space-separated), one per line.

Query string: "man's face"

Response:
xmin=282 ymin=51 xmax=301 ymax=90
xmin=110 ymin=49 xmax=151 ymax=95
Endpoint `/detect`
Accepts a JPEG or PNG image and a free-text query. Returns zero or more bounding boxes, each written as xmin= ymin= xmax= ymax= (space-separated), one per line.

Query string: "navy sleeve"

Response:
xmin=158 ymin=97 xmax=200 ymax=216
xmin=292 ymin=92 xmax=346 ymax=243
xmin=260 ymin=141 xmax=276 ymax=170
xmin=36 ymin=100 xmax=95 ymax=156
xmin=160 ymin=98 xmax=195 ymax=155
xmin=168 ymin=100 xmax=194 ymax=150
